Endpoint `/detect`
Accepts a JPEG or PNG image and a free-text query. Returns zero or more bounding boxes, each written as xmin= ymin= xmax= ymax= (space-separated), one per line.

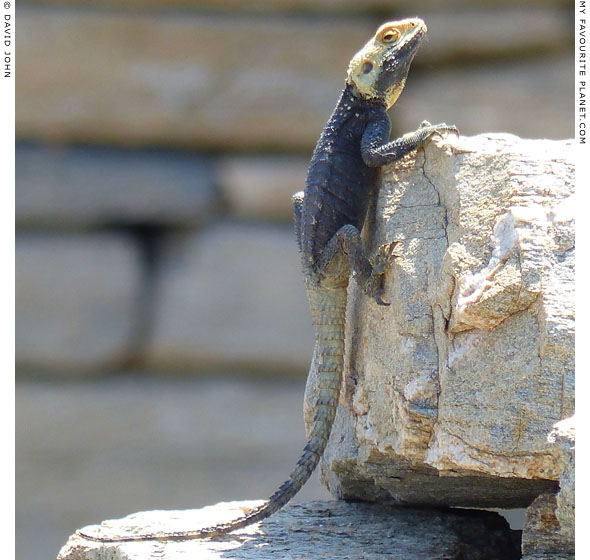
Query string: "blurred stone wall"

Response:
xmin=15 ymin=0 xmax=574 ymax=377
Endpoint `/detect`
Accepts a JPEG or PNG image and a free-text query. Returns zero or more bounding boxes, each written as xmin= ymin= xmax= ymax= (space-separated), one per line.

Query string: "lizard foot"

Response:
xmin=365 ymin=241 xmax=402 ymax=305
xmin=424 ymin=122 xmax=460 ymax=140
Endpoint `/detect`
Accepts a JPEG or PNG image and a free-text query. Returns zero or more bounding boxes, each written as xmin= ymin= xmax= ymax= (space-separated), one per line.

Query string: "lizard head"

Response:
xmin=346 ymin=18 xmax=427 ymax=108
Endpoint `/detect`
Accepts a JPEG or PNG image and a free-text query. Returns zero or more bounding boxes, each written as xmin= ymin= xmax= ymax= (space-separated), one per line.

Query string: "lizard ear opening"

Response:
xmin=362 ymin=61 xmax=374 ymax=74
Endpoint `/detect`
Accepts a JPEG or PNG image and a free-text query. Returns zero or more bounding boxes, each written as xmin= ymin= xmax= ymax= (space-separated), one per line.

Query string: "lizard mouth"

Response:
xmin=381 ymin=20 xmax=426 ymax=69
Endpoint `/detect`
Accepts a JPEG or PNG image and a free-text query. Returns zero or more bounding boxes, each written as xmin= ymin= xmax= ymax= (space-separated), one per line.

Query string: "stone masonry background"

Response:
xmin=15 ymin=1 xmax=573 ymax=559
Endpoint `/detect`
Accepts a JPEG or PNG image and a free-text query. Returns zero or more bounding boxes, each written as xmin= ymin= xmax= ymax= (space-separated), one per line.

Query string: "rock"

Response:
xmin=17 ymin=8 xmax=572 ymax=150
xmin=548 ymin=417 xmax=575 ymax=544
xmin=217 ymin=156 xmax=308 ymax=221
xmin=310 ymin=133 xmax=574 ymax=508
xmin=58 ymin=500 xmax=521 ymax=560
xmin=16 ymin=144 xmax=217 ymax=229
xmin=16 ymin=233 xmax=143 ymax=374
xmin=522 ymin=494 xmax=574 ymax=559
xmin=521 ymin=416 xmax=575 ymax=559
xmin=146 ymin=223 xmax=314 ymax=373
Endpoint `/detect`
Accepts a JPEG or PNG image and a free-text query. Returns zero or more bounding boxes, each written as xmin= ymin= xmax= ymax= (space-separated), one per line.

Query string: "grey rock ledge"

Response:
xmin=59 ymin=500 xmax=521 ymax=560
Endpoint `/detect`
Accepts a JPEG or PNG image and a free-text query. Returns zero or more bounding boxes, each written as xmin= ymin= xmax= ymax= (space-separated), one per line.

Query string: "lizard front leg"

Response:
xmin=362 ymin=110 xmax=458 ymax=167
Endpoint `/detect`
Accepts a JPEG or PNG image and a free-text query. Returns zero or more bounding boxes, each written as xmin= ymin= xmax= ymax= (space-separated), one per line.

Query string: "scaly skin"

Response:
xmin=78 ymin=18 xmax=457 ymax=543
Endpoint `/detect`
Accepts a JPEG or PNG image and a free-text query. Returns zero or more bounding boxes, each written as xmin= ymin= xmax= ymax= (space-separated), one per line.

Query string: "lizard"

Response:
xmin=78 ymin=17 xmax=456 ymax=543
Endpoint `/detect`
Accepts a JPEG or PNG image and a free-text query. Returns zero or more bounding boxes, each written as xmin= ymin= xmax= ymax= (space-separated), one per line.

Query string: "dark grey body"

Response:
xmin=300 ymin=84 xmax=385 ymax=271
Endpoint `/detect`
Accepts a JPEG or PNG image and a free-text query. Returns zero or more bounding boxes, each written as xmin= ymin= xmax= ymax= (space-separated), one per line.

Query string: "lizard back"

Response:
xmin=301 ymin=84 xmax=385 ymax=275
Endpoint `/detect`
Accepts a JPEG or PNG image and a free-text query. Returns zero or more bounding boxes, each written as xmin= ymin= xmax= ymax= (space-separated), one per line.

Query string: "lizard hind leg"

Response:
xmin=315 ymin=224 xmax=397 ymax=305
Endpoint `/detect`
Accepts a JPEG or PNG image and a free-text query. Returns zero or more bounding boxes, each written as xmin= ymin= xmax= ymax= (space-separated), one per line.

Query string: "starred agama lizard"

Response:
xmin=79 ymin=17 xmax=457 ymax=543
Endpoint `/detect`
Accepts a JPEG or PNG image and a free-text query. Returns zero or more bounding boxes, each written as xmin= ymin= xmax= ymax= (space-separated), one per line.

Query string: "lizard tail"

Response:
xmin=78 ymin=287 xmax=346 ymax=543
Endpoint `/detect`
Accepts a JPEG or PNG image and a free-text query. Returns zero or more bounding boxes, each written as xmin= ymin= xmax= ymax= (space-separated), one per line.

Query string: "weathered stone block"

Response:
xmin=16 ymin=8 xmax=371 ymax=150
xmin=521 ymin=416 xmax=575 ymax=559
xmin=310 ymin=133 xmax=574 ymax=508
xmin=16 ymin=233 xmax=142 ymax=373
xmin=522 ymin=494 xmax=574 ymax=560
xmin=17 ymin=8 xmax=572 ymax=149
xmin=147 ymin=223 xmax=314 ymax=373
xmin=59 ymin=501 xmax=521 ymax=560
xmin=16 ymin=144 xmax=217 ymax=228
xmin=217 ymin=156 xmax=308 ymax=221
xmin=395 ymin=56 xmax=573 ymax=140
xmin=418 ymin=9 xmax=572 ymax=65
xmin=548 ymin=417 xmax=575 ymax=545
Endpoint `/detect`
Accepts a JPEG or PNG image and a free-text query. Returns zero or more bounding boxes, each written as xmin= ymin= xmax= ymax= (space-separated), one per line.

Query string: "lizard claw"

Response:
xmin=374 ymin=288 xmax=390 ymax=306
xmin=429 ymin=123 xmax=459 ymax=139
xmin=371 ymin=241 xmax=402 ymax=271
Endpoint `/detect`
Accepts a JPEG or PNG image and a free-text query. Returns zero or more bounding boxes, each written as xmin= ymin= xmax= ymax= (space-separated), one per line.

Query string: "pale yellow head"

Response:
xmin=347 ymin=19 xmax=427 ymax=108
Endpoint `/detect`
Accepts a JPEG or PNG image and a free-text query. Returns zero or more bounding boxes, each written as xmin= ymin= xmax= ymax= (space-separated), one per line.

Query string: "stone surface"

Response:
xmin=394 ymin=56 xmax=573 ymax=141
xmin=308 ymin=133 xmax=574 ymax=508
xmin=17 ymin=8 xmax=572 ymax=150
xmin=147 ymin=223 xmax=314 ymax=373
xmin=218 ymin=156 xmax=308 ymax=221
xmin=16 ymin=144 xmax=218 ymax=228
xmin=522 ymin=494 xmax=574 ymax=559
xmin=548 ymin=417 xmax=575 ymax=544
xmin=16 ymin=233 xmax=143 ymax=373
xmin=520 ymin=416 xmax=575 ymax=559
xmin=58 ymin=500 xmax=521 ymax=560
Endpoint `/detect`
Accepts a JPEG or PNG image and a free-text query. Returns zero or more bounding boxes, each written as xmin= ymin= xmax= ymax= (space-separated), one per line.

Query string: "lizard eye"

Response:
xmin=381 ymin=29 xmax=400 ymax=43
xmin=362 ymin=61 xmax=374 ymax=74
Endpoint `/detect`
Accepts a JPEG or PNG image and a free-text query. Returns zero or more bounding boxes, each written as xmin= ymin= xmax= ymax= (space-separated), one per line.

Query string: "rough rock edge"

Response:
xmin=58 ymin=500 xmax=521 ymax=560
xmin=521 ymin=416 xmax=575 ymax=559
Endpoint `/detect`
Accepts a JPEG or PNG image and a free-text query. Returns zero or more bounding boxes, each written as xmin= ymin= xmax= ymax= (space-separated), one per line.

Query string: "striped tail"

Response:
xmin=78 ymin=286 xmax=347 ymax=542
